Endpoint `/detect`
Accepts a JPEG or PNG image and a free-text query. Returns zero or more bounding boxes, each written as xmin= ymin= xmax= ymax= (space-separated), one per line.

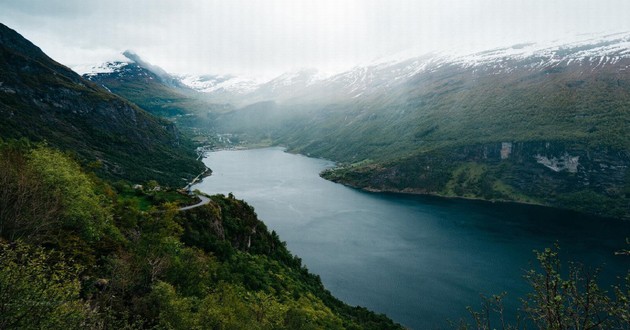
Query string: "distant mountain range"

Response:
xmin=82 ymin=32 xmax=630 ymax=108
xmin=83 ymin=32 xmax=630 ymax=219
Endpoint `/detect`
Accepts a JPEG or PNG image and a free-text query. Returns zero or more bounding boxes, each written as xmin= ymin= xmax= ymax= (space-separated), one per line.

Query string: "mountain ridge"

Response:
xmin=79 ymin=31 xmax=630 ymax=218
xmin=170 ymin=32 xmax=630 ymax=106
xmin=210 ymin=33 xmax=630 ymax=219
xmin=0 ymin=23 xmax=204 ymax=186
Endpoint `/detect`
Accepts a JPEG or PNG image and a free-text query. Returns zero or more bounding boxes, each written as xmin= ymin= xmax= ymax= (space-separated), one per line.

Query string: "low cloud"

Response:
xmin=1 ymin=0 xmax=629 ymax=77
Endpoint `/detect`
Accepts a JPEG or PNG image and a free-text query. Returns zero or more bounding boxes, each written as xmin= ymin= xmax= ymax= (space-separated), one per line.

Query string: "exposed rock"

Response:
xmin=500 ymin=142 xmax=512 ymax=160
xmin=535 ymin=153 xmax=580 ymax=173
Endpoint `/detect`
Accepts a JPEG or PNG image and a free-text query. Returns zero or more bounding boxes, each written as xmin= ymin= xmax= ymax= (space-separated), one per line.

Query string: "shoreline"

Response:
xmin=196 ymin=145 xmax=627 ymax=221
xmin=323 ymin=176 xmax=626 ymax=222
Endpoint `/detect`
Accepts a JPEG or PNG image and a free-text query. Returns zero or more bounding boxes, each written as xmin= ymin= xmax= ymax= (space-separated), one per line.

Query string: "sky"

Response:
xmin=1 ymin=0 xmax=630 ymax=78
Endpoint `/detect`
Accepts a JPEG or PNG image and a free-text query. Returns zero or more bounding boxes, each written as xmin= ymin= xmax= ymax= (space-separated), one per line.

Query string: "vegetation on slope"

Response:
xmin=0 ymin=23 xmax=205 ymax=186
xmin=215 ymin=59 xmax=630 ymax=219
xmin=454 ymin=245 xmax=630 ymax=330
xmin=0 ymin=141 xmax=402 ymax=329
xmin=83 ymin=60 xmax=228 ymax=124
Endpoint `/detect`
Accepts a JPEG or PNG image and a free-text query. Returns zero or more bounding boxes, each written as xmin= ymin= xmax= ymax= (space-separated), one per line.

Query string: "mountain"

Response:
xmin=83 ymin=52 xmax=231 ymax=123
xmin=190 ymin=32 xmax=630 ymax=108
xmin=0 ymin=23 xmax=205 ymax=186
xmin=0 ymin=23 xmax=404 ymax=329
xmin=177 ymin=73 xmax=262 ymax=105
xmin=76 ymin=31 xmax=630 ymax=218
xmin=211 ymin=33 xmax=630 ymax=219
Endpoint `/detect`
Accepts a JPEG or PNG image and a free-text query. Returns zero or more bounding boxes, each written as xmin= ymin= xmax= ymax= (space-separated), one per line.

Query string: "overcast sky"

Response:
xmin=1 ymin=0 xmax=629 ymax=77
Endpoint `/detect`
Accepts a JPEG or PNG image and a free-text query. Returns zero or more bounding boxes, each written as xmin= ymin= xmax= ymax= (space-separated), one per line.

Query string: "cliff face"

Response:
xmin=0 ymin=23 xmax=204 ymax=185
xmin=324 ymin=141 xmax=630 ymax=219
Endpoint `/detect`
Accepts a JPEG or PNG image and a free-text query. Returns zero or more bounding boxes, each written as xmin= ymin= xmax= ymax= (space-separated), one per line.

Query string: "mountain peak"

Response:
xmin=122 ymin=50 xmax=169 ymax=78
xmin=0 ymin=23 xmax=204 ymax=185
xmin=122 ymin=49 xmax=141 ymax=63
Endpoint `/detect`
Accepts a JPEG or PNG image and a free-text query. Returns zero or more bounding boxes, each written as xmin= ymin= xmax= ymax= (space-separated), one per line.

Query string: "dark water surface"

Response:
xmin=193 ymin=147 xmax=629 ymax=329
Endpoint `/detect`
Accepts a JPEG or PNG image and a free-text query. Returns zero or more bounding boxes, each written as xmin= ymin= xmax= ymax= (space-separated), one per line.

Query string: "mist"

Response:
xmin=1 ymin=0 xmax=629 ymax=77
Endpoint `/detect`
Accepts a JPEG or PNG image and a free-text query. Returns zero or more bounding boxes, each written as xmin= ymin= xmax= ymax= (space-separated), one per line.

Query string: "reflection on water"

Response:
xmin=194 ymin=147 xmax=629 ymax=329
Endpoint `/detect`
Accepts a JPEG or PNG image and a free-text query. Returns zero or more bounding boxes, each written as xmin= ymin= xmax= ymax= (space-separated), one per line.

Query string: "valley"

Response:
xmin=0 ymin=23 xmax=402 ymax=329
xmin=192 ymin=147 xmax=630 ymax=329
xmin=175 ymin=33 xmax=630 ymax=220
xmin=1 ymin=6 xmax=630 ymax=328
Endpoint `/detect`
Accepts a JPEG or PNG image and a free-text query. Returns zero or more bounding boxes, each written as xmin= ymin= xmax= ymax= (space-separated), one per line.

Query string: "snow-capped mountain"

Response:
xmin=82 ymin=60 xmax=131 ymax=77
xmin=81 ymin=51 xmax=224 ymax=119
xmin=443 ymin=32 xmax=630 ymax=70
xmin=81 ymin=50 xmax=188 ymax=90
xmin=176 ymin=69 xmax=327 ymax=105
xmin=83 ymin=32 xmax=630 ymax=108
xmin=178 ymin=32 xmax=630 ymax=107
xmin=178 ymin=74 xmax=259 ymax=94
xmin=308 ymin=32 xmax=630 ymax=100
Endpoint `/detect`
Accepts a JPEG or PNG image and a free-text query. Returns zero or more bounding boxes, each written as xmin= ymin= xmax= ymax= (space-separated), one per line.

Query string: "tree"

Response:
xmin=27 ymin=146 xmax=113 ymax=241
xmin=0 ymin=242 xmax=99 ymax=329
xmin=456 ymin=245 xmax=630 ymax=330
xmin=0 ymin=144 xmax=63 ymax=242
xmin=522 ymin=246 xmax=615 ymax=330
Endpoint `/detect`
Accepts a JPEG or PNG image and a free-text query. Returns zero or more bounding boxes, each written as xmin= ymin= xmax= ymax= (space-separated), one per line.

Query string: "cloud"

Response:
xmin=1 ymin=0 xmax=629 ymax=77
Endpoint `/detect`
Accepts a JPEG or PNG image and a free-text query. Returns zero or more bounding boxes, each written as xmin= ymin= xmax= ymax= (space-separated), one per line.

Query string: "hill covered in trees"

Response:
xmin=203 ymin=36 xmax=630 ymax=219
xmin=0 ymin=23 xmax=204 ymax=186
xmin=0 ymin=141 xmax=402 ymax=329
xmin=0 ymin=23 xmax=402 ymax=329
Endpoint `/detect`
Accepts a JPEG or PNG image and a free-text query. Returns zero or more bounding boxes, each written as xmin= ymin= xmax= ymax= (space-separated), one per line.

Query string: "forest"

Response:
xmin=0 ymin=139 xmax=400 ymax=329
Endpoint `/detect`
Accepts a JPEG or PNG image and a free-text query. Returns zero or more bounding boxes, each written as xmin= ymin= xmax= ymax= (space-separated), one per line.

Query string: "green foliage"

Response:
xmin=28 ymin=147 xmax=112 ymax=241
xmin=444 ymin=163 xmax=491 ymax=198
xmin=455 ymin=245 xmax=630 ymax=330
xmin=0 ymin=143 xmax=401 ymax=329
xmin=0 ymin=24 xmax=205 ymax=187
xmin=143 ymin=280 xmax=346 ymax=330
xmin=0 ymin=242 xmax=98 ymax=329
xmin=0 ymin=141 xmax=63 ymax=242
xmin=322 ymin=143 xmax=630 ymax=219
xmin=0 ymin=142 xmax=122 ymax=244
xmin=116 ymin=182 xmax=193 ymax=212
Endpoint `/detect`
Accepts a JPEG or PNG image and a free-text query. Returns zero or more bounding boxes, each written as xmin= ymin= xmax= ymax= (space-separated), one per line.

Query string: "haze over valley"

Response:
xmin=1 ymin=1 xmax=630 ymax=329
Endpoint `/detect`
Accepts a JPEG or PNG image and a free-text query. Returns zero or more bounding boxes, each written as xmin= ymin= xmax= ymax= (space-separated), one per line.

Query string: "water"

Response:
xmin=193 ymin=147 xmax=629 ymax=329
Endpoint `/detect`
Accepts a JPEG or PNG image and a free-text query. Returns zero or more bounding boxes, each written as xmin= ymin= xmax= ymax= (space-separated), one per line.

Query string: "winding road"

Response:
xmin=178 ymin=166 xmax=212 ymax=211
xmin=178 ymin=194 xmax=211 ymax=211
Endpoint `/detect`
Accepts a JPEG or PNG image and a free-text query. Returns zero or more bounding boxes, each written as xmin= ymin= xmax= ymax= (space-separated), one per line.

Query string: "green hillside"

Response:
xmin=0 ymin=23 xmax=205 ymax=186
xmin=0 ymin=23 xmax=402 ymax=329
xmin=216 ymin=58 xmax=630 ymax=219
xmin=83 ymin=56 xmax=231 ymax=127
xmin=0 ymin=142 xmax=402 ymax=329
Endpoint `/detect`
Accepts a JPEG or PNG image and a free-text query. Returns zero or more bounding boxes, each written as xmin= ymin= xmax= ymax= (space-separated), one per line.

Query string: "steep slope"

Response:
xmin=83 ymin=52 xmax=230 ymax=124
xmin=0 ymin=143 xmax=402 ymax=329
xmin=213 ymin=34 xmax=630 ymax=219
xmin=0 ymin=23 xmax=204 ymax=186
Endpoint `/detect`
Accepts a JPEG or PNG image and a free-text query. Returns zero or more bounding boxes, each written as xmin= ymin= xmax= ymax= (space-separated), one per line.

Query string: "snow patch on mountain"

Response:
xmin=79 ymin=61 xmax=131 ymax=77
xmin=178 ymin=74 xmax=264 ymax=94
xmin=437 ymin=32 xmax=630 ymax=71
xmin=79 ymin=32 xmax=630 ymax=106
